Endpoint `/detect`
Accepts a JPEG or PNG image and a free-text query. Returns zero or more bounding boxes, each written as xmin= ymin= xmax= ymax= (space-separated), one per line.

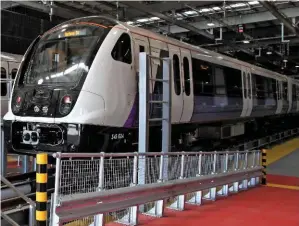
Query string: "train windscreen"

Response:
xmin=23 ymin=19 xmax=113 ymax=86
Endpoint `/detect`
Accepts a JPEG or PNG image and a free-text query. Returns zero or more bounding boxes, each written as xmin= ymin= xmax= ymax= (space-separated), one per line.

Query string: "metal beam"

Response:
xmin=123 ymin=1 xmax=214 ymax=40
xmin=259 ymin=1 xmax=299 ymax=37
xmin=152 ymin=7 xmax=299 ymax=34
xmin=12 ymin=1 xmax=87 ymax=19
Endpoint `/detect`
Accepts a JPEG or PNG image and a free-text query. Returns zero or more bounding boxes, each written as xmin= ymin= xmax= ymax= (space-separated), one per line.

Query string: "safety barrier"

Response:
xmin=50 ymin=150 xmax=262 ymax=226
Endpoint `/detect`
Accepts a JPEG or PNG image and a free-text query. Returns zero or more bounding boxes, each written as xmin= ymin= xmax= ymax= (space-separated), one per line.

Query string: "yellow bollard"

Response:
xmin=261 ymin=149 xmax=267 ymax=185
xmin=36 ymin=153 xmax=48 ymax=226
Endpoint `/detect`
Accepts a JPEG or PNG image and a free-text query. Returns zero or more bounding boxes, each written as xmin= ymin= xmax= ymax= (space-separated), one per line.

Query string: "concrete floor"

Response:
xmin=267 ymin=149 xmax=299 ymax=177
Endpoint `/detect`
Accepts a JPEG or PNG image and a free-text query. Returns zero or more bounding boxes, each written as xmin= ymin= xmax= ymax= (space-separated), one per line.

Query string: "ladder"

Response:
xmin=138 ymin=52 xmax=172 ymax=215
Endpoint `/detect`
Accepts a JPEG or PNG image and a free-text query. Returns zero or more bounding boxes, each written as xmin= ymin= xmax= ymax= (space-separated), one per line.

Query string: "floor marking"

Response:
xmin=266 ymin=183 xmax=299 ymax=190
xmin=266 ymin=138 xmax=299 ymax=165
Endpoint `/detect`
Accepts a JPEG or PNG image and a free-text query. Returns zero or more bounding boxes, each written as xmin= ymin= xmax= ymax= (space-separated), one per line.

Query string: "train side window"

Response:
xmin=173 ymin=54 xmax=181 ymax=95
xmin=139 ymin=45 xmax=145 ymax=52
xmin=272 ymin=79 xmax=277 ymax=100
xmin=214 ymin=67 xmax=226 ymax=95
xmin=292 ymin=84 xmax=297 ymax=101
xmin=111 ymin=33 xmax=132 ymax=64
xmin=183 ymin=57 xmax=190 ymax=96
xmin=11 ymin=68 xmax=18 ymax=79
xmin=224 ymin=67 xmax=242 ymax=97
xmin=1 ymin=67 xmax=7 ymax=96
xmin=192 ymin=58 xmax=213 ymax=96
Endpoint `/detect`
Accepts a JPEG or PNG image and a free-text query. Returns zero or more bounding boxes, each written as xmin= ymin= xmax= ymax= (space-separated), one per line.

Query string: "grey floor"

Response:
xmin=267 ymin=149 xmax=299 ymax=177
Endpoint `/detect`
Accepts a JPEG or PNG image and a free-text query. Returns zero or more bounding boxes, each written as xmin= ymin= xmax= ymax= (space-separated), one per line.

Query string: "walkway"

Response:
xmin=138 ymin=137 xmax=299 ymax=226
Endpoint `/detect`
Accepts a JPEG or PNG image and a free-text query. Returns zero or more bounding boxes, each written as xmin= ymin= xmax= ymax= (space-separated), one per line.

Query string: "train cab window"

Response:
xmin=11 ymin=68 xmax=18 ymax=79
xmin=111 ymin=33 xmax=132 ymax=64
xmin=192 ymin=58 xmax=213 ymax=96
xmin=183 ymin=57 xmax=190 ymax=96
xmin=1 ymin=67 xmax=7 ymax=96
xmin=173 ymin=54 xmax=181 ymax=95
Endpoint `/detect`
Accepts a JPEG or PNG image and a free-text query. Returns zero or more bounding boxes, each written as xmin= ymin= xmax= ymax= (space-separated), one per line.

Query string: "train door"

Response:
xmin=133 ymin=34 xmax=150 ymax=73
xmin=241 ymin=67 xmax=248 ymax=117
xmin=180 ymin=48 xmax=194 ymax=122
xmin=246 ymin=69 xmax=253 ymax=116
xmin=275 ymin=80 xmax=283 ymax=114
xmin=168 ymin=44 xmax=183 ymax=123
xmin=1 ymin=62 xmax=9 ymax=118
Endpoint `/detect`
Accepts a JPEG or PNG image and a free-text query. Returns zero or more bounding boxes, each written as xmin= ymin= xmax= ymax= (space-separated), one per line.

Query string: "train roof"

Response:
xmin=1 ymin=52 xmax=23 ymax=63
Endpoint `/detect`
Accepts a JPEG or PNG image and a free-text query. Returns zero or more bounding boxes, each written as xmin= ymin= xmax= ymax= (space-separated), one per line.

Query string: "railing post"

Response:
xmin=209 ymin=152 xmax=217 ymax=200
xmin=242 ymin=151 xmax=249 ymax=190
xmin=22 ymin=155 xmax=30 ymax=174
xmin=233 ymin=151 xmax=239 ymax=193
xmin=187 ymin=152 xmax=202 ymax=205
xmin=220 ymin=151 xmax=229 ymax=196
xmin=255 ymin=150 xmax=261 ymax=184
xmin=168 ymin=153 xmax=185 ymax=211
xmin=36 ymin=153 xmax=48 ymax=226
xmin=94 ymin=153 xmax=105 ymax=226
xmin=51 ymin=154 xmax=62 ymax=226
xmin=262 ymin=149 xmax=267 ymax=185
xmin=250 ymin=151 xmax=256 ymax=187
xmin=124 ymin=153 xmax=139 ymax=225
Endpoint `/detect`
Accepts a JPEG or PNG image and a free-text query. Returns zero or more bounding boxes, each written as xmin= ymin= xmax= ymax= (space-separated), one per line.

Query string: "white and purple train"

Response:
xmin=3 ymin=16 xmax=299 ymax=155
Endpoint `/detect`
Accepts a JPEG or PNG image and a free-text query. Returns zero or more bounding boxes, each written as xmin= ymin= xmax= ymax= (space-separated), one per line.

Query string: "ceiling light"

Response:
xmin=295 ymin=65 xmax=299 ymax=68
xmin=126 ymin=21 xmax=134 ymax=25
xmin=199 ymin=8 xmax=212 ymax=13
xmin=283 ymin=59 xmax=288 ymax=62
xmin=230 ymin=3 xmax=246 ymax=8
xmin=150 ymin=17 xmax=160 ymax=21
xmin=248 ymin=1 xmax=259 ymax=5
xmin=183 ymin=10 xmax=198 ymax=15
xmin=212 ymin=7 xmax=221 ymax=10
xmin=266 ymin=51 xmax=272 ymax=55
xmin=207 ymin=22 xmax=215 ymax=26
xmin=243 ymin=40 xmax=250 ymax=44
xmin=136 ymin=18 xmax=149 ymax=23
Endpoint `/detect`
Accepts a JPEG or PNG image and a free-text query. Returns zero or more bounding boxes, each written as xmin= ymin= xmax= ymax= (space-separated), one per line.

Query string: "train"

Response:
xmin=1 ymin=52 xmax=22 ymax=121
xmin=3 ymin=16 xmax=299 ymax=155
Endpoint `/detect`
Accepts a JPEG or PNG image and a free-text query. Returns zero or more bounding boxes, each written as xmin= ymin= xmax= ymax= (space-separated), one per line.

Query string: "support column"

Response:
xmin=261 ymin=149 xmax=267 ymax=185
xmin=36 ymin=153 xmax=48 ymax=226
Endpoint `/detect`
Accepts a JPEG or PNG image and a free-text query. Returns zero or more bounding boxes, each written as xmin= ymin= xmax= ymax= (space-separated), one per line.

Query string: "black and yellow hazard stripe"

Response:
xmin=36 ymin=153 xmax=48 ymax=226
xmin=261 ymin=149 xmax=267 ymax=185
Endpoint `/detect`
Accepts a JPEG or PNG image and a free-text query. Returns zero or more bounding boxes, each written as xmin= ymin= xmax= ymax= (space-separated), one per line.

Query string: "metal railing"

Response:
xmin=0 ymin=176 xmax=35 ymax=226
xmin=50 ymin=150 xmax=262 ymax=226
xmin=233 ymin=127 xmax=299 ymax=151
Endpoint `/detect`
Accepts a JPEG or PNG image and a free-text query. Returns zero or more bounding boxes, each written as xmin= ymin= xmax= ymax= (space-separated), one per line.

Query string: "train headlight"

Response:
xmin=12 ymin=95 xmax=23 ymax=113
xmin=23 ymin=132 xmax=30 ymax=142
xmin=59 ymin=95 xmax=72 ymax=115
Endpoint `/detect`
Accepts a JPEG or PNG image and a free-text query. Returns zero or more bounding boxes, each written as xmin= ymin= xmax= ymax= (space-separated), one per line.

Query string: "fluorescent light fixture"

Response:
xmin=283 ymin=59 xmax=288 ymax=62
xmin=248 ymin=1 xmax=259 ymax=5
xmin=243 ymin=40 xmax=250 ymax=44
xmin=213 ymin=7 xmax=221 ymax=10
xmin=183 ymin=10 xmax=198 ymax=15
xmin=136 ymin=18 xmax=149 ymax=23
xmin=295 ymin=65 xmax=299 ymax=68
xmin=126 ymin=21 xmax=134 ymax=25
xmin=230 ymin=3 xmax=246 ymax=8
xmin=199 ymin=8 xmax=212 ymax=13
xmin=150 ymin=17 xmax=160 ymax=21
xmin=207 ymin=22 xmax=215 ymax=26
xmin=266 ymin=51 xmax=272 ymax=55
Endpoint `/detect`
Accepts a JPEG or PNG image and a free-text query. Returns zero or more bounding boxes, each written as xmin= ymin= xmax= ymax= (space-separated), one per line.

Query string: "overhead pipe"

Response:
xmin=259 ymin=1 xmax=299 ymax=37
